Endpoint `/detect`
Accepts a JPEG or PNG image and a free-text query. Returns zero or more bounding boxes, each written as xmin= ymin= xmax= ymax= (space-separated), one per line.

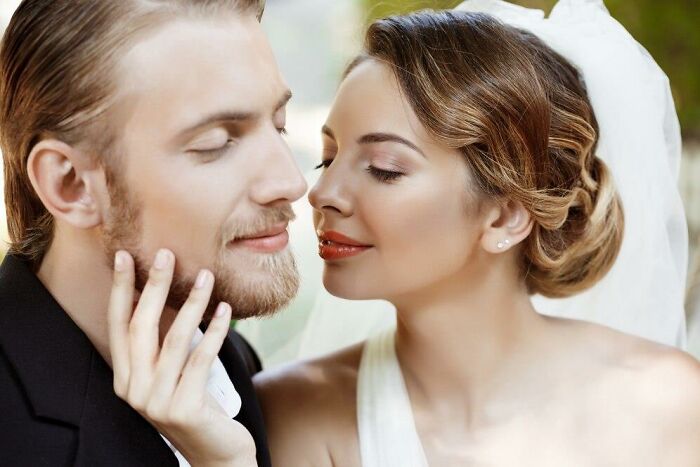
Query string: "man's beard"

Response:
xmin=101 ymin=174 xmax=299 ymax=321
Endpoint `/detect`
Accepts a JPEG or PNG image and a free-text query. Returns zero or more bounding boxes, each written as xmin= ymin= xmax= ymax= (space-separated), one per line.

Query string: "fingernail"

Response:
xmin=114 ymin=251 xmax=126 ymax=272
xmin=195 ymin=270 xmax=210 ymax=289
xmin=215 ymin=302 xmax=230 ymax=318
xmin=154 ymin=249 xmax=171 ymax=270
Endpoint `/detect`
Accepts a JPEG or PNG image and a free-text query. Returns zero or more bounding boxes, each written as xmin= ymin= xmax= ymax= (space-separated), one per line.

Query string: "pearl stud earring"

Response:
xmin=497 ymin=239 xmax=511 ymax=249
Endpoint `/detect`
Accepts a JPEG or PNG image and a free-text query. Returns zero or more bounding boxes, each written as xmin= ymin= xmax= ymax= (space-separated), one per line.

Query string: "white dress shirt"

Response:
xmin=160 ymin=328 xmax=242 ymax=466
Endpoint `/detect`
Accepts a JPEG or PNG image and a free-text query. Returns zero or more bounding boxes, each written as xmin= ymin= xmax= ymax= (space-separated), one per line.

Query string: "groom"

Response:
xmin=0 ymin=0 xmax=306 ymax=465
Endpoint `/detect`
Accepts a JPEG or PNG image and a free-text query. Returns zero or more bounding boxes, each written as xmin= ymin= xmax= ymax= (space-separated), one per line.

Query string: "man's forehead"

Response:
xmin=115 ymin=14 xmax=286 ymax=139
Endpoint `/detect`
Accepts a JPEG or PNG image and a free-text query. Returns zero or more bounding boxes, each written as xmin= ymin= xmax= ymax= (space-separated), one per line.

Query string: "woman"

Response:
xmin=237 ymin=0 xmax=689 ymax=367
xmin=110 ymin=1 xmax=700 ymax=466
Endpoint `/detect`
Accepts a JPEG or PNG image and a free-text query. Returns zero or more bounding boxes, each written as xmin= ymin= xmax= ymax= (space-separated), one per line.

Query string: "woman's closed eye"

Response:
xmin=315 ymin=159 xmax=405 ymax=183
xmin=366 ymin=166 xmax=404 ymax=183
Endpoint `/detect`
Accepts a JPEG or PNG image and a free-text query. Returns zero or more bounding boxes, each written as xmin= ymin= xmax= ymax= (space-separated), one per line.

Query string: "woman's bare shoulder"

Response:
xmin=253 ymin=343 xmax=364 ymax=467
xmin=554 ymin=317 xmax=699 ymax=382
xmin=621 ymin=341 xmax=700 ymax=465
xmin=556 ymin=318 xmax=700 ymax=463
xmin=547 ymin=315 xmax=692 ymax=366
xmin=625 ymin=342 xmax=700 ymax=423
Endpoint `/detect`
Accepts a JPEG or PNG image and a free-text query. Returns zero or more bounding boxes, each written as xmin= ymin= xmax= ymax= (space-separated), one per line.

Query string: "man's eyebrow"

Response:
xmin=176 ymin=89 xmax=293 ymax=137
xmin=176 ymin=111 xmax=255 ymax=137
xmin=358 ymin=132 xmax=426 ymax=158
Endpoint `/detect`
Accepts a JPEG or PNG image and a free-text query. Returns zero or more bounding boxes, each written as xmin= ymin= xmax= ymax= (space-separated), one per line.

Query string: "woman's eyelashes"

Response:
xmin=314 ymin=159 xmax=405 ymax=183
xmin=314 ymin=159 xmax=332 ymax=170
xmin=366 ymin=165 xmax=404 ymax=182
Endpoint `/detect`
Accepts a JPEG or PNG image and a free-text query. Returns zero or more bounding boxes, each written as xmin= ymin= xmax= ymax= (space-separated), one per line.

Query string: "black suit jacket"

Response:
xmin=0 ymin=254 xmax=272 ymax=467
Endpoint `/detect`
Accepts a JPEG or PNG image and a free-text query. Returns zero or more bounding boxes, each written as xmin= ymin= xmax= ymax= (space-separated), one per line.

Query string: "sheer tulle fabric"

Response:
xmin=238 ymin=0 xmax=688 ymax=368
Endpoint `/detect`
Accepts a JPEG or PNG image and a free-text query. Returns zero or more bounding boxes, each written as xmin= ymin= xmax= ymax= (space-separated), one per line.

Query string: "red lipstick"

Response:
xmin=317 ymin=230 xmax=373 ymax=260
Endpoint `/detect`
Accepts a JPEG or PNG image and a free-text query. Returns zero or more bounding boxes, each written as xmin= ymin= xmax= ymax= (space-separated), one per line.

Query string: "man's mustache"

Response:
xmin=222 ymin=205 xmax=297 ymax=244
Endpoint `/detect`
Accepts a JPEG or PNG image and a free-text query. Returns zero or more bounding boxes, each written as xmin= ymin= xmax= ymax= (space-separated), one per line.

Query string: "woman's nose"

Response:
xmin=308 ymin=164 xmax=354 ymax=217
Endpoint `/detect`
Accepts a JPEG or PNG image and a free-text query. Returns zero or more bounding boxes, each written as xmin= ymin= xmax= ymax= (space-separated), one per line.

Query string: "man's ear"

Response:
xmin=26 ymin=139 xmax=105 ymax=229
xmin=480 ymin=199 xmax=533 ymax=254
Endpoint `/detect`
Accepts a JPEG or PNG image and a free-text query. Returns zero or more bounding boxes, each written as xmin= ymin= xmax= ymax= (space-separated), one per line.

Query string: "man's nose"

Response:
xmin=249 ymin=132 xmax=308 ymax=206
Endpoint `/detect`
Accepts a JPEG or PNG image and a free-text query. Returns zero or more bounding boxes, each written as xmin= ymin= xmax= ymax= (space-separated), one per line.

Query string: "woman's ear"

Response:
xmin=27 ymin=139 xmax=105 ymax=229
xmin=480 ymin=199 xmax=533 ymax=254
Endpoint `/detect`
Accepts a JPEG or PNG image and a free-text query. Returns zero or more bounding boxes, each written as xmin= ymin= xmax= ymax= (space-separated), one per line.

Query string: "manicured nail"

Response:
xmin=114 ymin=251 xmax=127 ymax=272
xmin=215 ymin=302 xmax=230 ymax=318
xmin=154 ymin=249 xmax=171 ymax=270
xmin=195 ymin=270 xmax=210 ymax=289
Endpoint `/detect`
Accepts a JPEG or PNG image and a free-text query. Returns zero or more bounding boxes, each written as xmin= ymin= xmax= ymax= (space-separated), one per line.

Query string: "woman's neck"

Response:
xmin=390 ymin=260 xmax=549 ymax=426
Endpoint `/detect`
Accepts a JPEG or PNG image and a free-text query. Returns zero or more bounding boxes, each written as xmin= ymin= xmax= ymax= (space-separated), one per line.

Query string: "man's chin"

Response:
xmin=212 ymin=251 xmax=300 ymax=320
xmin=221 ymin=277 xmax=299 ymax=321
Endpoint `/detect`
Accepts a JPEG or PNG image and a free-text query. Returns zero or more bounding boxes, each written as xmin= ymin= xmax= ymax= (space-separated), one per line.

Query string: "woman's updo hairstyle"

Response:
xmin=347 ymin=11 xmax=624 ymax=298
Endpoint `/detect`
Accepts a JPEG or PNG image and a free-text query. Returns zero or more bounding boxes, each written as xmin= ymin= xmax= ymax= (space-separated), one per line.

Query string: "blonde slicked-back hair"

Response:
xmin=349 ymin=11 xmax=624 ymax=298
xmin=0 ymin=0 xmax=265 ymax=266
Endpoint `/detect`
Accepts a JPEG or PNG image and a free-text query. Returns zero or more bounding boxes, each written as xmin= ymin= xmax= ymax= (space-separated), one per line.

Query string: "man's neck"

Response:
xmin=37 ymin=229 xmax=115 ymax=362
xmin=36 ymin=228 xmax=176 ymax=367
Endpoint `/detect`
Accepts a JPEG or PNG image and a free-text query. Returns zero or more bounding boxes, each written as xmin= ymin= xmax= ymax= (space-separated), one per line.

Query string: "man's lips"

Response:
xmin=317 ymin=230 xmax=373 ymax=260
xmin=229 ymin=223 xmax=289 ymax=253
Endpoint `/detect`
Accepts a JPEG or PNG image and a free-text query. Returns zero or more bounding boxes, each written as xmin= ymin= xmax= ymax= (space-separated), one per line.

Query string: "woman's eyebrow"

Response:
xmin=358 ymin=132 xmax=426 ymax=158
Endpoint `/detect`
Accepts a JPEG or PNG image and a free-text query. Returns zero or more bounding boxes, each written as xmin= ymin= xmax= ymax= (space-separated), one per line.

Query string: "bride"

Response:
xmin=110 ymin=1 xmax=699 ymax=466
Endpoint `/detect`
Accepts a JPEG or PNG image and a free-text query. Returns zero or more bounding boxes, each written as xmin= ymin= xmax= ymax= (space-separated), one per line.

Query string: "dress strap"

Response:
xmin=357 ymin=329 xmax=429 ymax=467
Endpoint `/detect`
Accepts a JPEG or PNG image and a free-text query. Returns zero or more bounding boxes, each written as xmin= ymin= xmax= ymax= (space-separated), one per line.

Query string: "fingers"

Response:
xmin=149 ymin=269 xmax=215 ymax=412
xmin=172 ymin=302 xmax=232 ymax=416
xmin=127 ymin=248 xmax=175 ymax=409
xmin=107 ymin=250 xmax=245 ymax=464
xmin=108 ymin=248 xmax=232 ymax=437
xmin=109 ymin=250 xmax=135 ymax=397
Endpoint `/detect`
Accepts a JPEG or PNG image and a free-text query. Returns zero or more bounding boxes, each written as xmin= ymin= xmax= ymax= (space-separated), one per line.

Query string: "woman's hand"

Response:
xmin=108 ymin=249 xmax=257 ymax=467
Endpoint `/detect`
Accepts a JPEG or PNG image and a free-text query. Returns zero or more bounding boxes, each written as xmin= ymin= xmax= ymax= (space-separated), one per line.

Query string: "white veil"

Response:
xmin=238 ymin=0 xmax=688 ymax=368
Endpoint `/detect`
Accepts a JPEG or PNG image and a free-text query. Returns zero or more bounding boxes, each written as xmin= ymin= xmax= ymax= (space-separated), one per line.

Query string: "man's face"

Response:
xmin=102 ymin=14 xmax=307 ymax=319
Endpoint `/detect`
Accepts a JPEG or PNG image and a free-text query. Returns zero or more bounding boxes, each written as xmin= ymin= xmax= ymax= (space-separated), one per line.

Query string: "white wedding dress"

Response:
xmin=357 ymin=329 xmax=429 ymax=467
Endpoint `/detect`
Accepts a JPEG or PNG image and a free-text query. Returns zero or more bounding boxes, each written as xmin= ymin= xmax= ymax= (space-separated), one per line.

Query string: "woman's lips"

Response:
xmin=230 ymin=224 xmax=289 ymax=253
xmin=317 ymin=230 xmax=373 ymax=260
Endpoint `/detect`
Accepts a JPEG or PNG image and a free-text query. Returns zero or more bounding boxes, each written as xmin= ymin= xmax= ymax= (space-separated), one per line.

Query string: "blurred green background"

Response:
xmin=362 ymin=0 xmax=700 ymax=140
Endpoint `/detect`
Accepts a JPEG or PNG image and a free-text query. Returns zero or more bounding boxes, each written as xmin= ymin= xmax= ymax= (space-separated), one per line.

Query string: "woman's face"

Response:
xmin=308 ymin=60 xmax=489 ymax=301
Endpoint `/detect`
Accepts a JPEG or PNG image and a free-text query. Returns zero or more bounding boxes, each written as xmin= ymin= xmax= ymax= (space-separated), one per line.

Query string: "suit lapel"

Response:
xmin=0 ymin=255 xmax=177 ymax=466
xmin=219 ymin=333 xmax=272 ymax=467
xmin=0 ymin=254 xmax=93 ymax=426
xmin=74 ymin=350 xmax=176 ymax=466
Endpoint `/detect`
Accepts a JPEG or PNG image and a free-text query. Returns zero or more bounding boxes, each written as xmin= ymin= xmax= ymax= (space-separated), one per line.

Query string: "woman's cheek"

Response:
xmin=386 ymin=182 xmax=473 ymax=275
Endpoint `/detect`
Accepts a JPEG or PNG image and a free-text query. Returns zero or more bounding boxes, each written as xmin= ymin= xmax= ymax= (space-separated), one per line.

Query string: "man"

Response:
xmin=0 ymin=0 xmax=307 ymax=465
